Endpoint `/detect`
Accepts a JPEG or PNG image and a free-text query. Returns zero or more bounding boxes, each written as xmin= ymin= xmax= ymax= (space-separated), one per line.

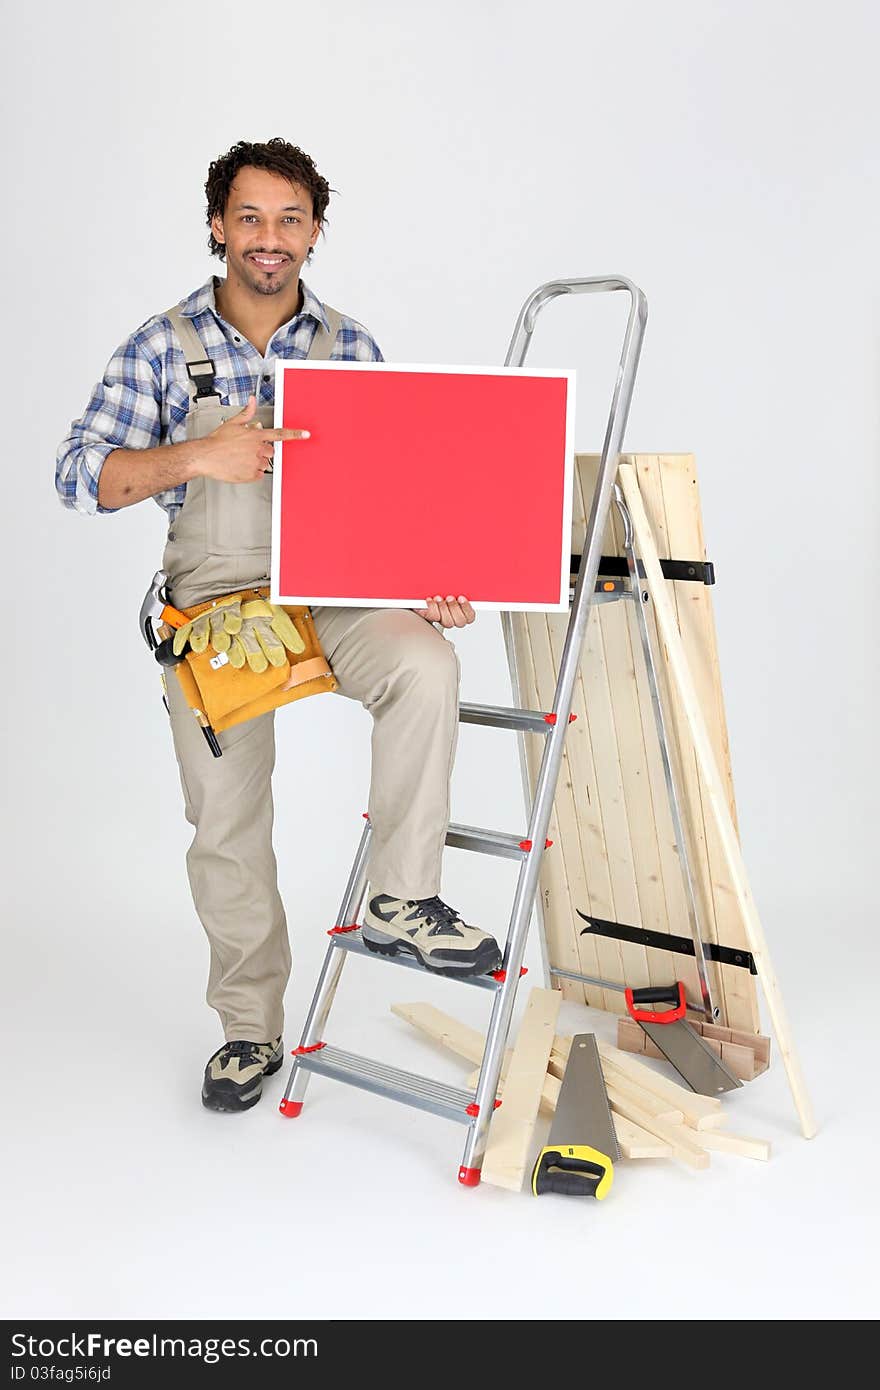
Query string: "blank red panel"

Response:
xmin=276 ymin=365 xmax=571 ymax=606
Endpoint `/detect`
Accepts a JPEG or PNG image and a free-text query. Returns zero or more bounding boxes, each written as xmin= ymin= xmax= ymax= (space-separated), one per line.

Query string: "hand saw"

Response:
xmin=531 ymin=1034 xmax=620 ymax=1199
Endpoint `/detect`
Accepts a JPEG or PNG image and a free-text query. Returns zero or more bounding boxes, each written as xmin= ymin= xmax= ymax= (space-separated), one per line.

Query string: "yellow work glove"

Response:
xmin=172 ymin=598 xmax=243 ymax=658
xmin=226 ymin=599 xmax=306 ymax=673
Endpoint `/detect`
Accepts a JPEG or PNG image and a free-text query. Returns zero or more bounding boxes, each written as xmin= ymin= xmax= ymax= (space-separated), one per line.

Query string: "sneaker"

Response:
xmin=362 ymin=894 xmax=502 ymax=977
xmin=201 ymin=1036 xmax=284 ymax=1112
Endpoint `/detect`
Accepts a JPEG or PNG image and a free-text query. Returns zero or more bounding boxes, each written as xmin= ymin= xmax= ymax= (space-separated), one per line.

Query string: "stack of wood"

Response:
xmin=393 ymin=990 xmax=772 ymax=1193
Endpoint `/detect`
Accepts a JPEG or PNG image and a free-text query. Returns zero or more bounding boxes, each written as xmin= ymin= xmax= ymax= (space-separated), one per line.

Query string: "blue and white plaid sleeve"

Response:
xmin=55 ymin=333 xmax=165 ymax=516
xmin=336 ymin=317 xmax=384 ymax=363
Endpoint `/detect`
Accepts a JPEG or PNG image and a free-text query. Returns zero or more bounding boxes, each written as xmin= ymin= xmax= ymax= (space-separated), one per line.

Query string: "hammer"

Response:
xmin=139 ymin=569 xmax=190 ymax=650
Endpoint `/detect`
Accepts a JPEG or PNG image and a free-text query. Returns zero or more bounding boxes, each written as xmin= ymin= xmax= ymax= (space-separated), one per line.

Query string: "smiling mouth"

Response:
xmin=249 ymin=255 xmax=289 ymax=270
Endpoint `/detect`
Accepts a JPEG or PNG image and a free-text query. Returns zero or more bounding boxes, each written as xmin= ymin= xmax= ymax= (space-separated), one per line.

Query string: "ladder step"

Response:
xmin=330 ymin=928 xmax=502 ymax=990
xmin=445 ymin=821 xmax=529 ymax=860
xmin=458 ymin=701 xmax=555 ymax=733
xmin=569 ymin=584 xmax=630 ymax=606
xmin=295 ymin=1044 xmax=477 ymax=1125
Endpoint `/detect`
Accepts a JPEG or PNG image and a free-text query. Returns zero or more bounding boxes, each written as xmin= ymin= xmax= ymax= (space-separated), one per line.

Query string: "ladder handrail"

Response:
xmin=504 ymin=275 xmax=647 ymax=366
xmin=464 ymin=276 xmax=648 ymax=1176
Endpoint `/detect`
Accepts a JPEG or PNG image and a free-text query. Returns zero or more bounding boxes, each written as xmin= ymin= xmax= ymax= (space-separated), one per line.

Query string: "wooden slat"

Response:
xmin=692 ymin=1129 xmax=771 ymax=1161
xmin=657 ymin=455 xmax=757 ymax=1031
xmin=465 ymin=1052 xmax=560 ymax=1117
xmin=632 ymin=454 xmax=731 ymax=1020
xmin=593 ymin=455 xmax=699 ymax=998
xmin=611 ymin=1116 xmax=673 ymax=1160
xmin=542 ymin=1047 xmax=681 ymax=1123
xmin=390 ymin=1001 xmax=485 ymax=1063
xmin=481 ymin=988 xmax=562 ymax=1192
xmin=598 ymin=1065 xmax=684 ymax=1124
xmin=596 ymin=1039 xmax=726 ymax=1129
xmin=603 ymin=1085 xmax=710 ymax=1170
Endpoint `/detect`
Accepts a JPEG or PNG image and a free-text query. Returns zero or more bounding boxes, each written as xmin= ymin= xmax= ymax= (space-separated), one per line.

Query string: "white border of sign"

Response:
xmin=271 ymin=360 xmax=576 ymax=610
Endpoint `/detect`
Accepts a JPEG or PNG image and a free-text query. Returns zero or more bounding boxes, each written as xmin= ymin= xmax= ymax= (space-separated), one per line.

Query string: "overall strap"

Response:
xmin=165 ymin=302 xmax=222 ymax=405
xmin=307 ymin=306 xmax=343 ymax=360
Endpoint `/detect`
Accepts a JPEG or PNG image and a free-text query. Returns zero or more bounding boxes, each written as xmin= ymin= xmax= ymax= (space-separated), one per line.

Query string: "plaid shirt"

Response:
xmin=55 ymin=276 xmax=384 ymax=520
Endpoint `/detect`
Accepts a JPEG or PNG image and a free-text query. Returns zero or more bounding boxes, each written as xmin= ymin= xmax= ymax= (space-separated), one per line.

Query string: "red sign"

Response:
xmin=271 ymin=362 xmax=575 ymax=609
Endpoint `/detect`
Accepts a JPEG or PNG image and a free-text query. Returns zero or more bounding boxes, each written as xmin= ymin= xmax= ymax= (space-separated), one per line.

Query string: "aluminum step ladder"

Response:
xmin=279 ymin=276 xmax=648 ymax=1185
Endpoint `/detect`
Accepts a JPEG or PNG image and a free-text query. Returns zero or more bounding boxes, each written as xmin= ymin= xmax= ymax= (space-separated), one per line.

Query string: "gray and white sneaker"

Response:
xmin=362 ymin=894 xmax=502 ymax=977
xmin=202 ymin=1037 xmax=284 ymax=1112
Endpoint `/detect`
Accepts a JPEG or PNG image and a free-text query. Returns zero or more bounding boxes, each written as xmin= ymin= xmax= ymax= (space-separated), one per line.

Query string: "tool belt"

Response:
xmin=170 ymin=587 xmax=337 ymax=733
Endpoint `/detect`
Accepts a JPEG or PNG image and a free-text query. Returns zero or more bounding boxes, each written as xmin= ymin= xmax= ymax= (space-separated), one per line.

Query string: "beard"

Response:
xmin=238 ymin=252 xmax=296 ymax=296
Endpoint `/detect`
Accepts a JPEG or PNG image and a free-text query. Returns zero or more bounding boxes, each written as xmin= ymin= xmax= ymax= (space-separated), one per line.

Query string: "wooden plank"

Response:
xmin=602 ymin=457 xmax=699 ymax=998
xmin=598 ymin=1064 xmax=684 ymax=1124
xmin=658 ymin=455 xmax=757 ymax=1032
xmin=390 ymin=1001 xmax=485 ymax=1063
xmin=481 ymin=988 xmax=562 ymax=1192
xmin=619 ymin=464 xmax=817 ymax=1139
xmin=612 ymin=1116 xmax=673 ymax=1160
xmin=597 ymin=1038 xmax=727 ymax=1129
xmin=465 ymin=1053 xmax=560 ymax=1116
xmin=693 ymin=1129 xmax=771 ymax=1162
xmin=603 ymin=1085 xmax=711 ymax=1170
xmin=632 ymin=454 xmax=731 ymax=1021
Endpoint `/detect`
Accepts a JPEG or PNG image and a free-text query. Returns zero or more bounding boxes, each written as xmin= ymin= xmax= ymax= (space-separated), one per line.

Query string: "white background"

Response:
xmin=2 ymin=0 xmax=877 ymax=1322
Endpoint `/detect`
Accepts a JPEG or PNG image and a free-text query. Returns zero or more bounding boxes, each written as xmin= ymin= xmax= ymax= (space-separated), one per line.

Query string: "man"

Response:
xmin=56 ymin=138 xmax=502 ymax=1114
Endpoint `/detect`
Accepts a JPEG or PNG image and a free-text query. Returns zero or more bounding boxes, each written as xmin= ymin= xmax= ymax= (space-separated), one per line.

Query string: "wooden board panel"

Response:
xmin=481 ymin=988 xmax=561 ymax=1192
xmin=509 ymin=452 xmax=760 ymax=1031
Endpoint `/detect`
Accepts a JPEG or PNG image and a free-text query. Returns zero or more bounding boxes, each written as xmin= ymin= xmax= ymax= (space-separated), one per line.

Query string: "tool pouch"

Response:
xmin=172 ymin=587 xmax=337 ymax=733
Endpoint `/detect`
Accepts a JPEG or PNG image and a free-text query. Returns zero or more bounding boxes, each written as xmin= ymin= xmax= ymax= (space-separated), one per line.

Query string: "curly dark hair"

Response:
xmin=204 ymin=138 xmax=333 ymax=262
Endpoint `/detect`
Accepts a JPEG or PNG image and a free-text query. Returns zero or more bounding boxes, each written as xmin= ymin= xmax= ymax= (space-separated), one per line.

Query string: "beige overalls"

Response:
xmin=161 ymin=299 xmax=461 ymax=1043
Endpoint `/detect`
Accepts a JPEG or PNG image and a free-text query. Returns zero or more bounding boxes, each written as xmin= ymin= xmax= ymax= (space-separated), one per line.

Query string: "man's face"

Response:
xmin=211 ymin=166 xmax=320 ymax=297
